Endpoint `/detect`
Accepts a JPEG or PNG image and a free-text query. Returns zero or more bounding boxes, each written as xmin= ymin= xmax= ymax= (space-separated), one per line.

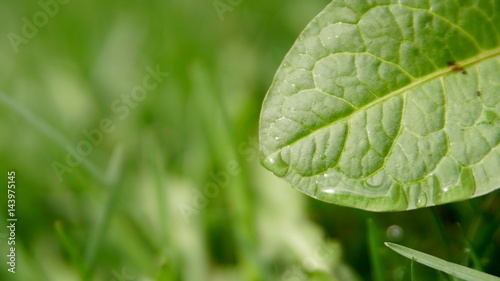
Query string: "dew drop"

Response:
xmin=274 ymin=136 xmax=280 ymax=141
xmin=386 ymin=225 xmax=404 ymax=241
xmin=416 ymin=192 xmax=427 ymax=208
xmin=262 ymin=153 xmax=289 ymax=177
xmin=322 ymin=188 xmax=335 ymax=194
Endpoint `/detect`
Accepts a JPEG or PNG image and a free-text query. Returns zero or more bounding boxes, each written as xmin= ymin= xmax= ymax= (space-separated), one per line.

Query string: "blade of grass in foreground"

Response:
xmin=0 ymin=91 xmax=108 ymax=186
xmin=367 ymin=219 xmax=385 ymax=281
xmin=83 ymin=145 xmax=125 ymax=280
xmin=457 ymin=223 xmax=483 ymax=271
xmin=385 ymin=243 xmax=500 ymax=281
xmin=410 ymin=258 xmax=415 ymax=281
xmin=55 ymin=220 xmax=86 ymax=280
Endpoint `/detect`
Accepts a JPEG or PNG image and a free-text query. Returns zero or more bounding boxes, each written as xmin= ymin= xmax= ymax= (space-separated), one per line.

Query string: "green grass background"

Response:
xmin=0 ymin=0 xmax=499 ymax=280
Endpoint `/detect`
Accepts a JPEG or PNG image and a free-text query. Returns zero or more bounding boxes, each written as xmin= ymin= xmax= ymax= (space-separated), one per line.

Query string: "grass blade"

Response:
xmin=385 ymin=243 xmax=500 ymax=281
xmin=55 ymin=220 xmax=86 ymax=279
xmin=411 ymin=257 xmax=416 ymax=281
xmin=367 ymin=219 xmax=385 ymax=281
xmin=457 ymin=223 xmax=483 ymax=271
xmin=0 ymin=91 xmax=107 ymax=185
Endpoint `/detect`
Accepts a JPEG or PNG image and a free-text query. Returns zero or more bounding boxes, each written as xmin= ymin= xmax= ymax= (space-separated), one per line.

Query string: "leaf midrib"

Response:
xmin=267 ymin=47 xmax=500 ymax=160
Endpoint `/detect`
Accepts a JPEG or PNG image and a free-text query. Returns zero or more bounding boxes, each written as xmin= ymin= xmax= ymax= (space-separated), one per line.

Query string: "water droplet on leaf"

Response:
xmin=416 ymin=192 xmax=427 ymax=208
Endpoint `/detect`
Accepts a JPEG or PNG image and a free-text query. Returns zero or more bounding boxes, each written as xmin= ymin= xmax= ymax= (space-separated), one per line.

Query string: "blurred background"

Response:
xmin=0 ymin=1 xmax=499 ymax=280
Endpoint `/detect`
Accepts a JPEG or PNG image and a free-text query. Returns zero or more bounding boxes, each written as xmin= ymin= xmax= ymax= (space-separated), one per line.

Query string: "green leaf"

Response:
xmin=385 ymin=242 xmax=500 ymax=281
xmin=259 ymin=0 xmax=500 ymax=210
